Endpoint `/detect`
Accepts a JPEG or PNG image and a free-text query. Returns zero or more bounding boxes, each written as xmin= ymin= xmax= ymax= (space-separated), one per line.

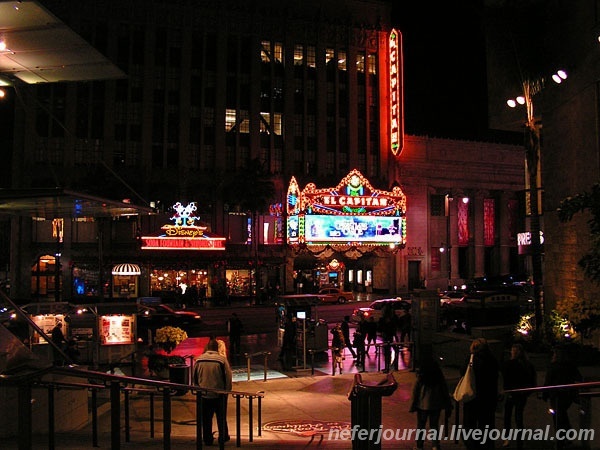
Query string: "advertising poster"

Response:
xmin=99 ymin=315 xmax=134 ymax=345
xmin=304 ymin=215 xmax=401 ymax=243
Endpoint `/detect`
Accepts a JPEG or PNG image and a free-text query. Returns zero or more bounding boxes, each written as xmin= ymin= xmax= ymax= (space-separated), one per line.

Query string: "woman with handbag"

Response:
xmin=461 ymin=338 xmax=499 ymax=450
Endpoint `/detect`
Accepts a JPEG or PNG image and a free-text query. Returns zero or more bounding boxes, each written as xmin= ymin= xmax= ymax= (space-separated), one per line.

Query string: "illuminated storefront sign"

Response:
xmin=141 ymin=201 xmax=226 ymax=251
xmin=389 ymin=28 xmax=404 ymax=157
xmin=287 ymin=169 xmax=407 ymax=247
xmin=517 ymin=231 xmax=545 ymax=255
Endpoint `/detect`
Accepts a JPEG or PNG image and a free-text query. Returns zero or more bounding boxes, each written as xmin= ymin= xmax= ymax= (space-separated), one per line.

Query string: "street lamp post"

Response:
xmin=509 ymin=78 xmax=547 ymax=340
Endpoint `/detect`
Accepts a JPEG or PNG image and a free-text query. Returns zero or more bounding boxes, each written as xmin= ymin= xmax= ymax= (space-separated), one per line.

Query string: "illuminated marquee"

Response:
xmin=389 ymin=28 xmax=404 ymax=157
xmin=141 ymin=201 xmax=226 ymax=251
xmin=286 ymin=169 xmax=407 ymax=247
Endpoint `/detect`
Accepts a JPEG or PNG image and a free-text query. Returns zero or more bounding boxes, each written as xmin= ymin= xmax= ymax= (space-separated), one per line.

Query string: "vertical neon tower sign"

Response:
xmin=389 ymin=28 xmax=404 ymax=156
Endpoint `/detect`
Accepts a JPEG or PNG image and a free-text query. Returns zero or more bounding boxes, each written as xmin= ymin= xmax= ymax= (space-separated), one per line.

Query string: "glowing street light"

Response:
xmin=506 ymin=72 xmax=567 ymax=341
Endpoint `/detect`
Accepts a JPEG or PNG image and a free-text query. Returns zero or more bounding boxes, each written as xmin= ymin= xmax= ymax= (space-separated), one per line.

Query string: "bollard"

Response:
xmin=348 ymin=373 xmax=397 ymax=450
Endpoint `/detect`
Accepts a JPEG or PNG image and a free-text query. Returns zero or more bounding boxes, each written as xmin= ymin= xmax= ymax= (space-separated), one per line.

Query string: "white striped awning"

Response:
xmin=112 ymin=263 xmax=141 ymax=276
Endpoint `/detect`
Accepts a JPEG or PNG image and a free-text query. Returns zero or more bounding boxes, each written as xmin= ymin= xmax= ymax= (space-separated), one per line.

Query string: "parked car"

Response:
xmin=439 ymin=290 xmax=467 ymax=306
xmin=440 ymin=290 xmax=520 ymax=333
xmin=317 ymin=287 xmax=355 ymax=304
xmin=137 ymin=304 xmax=202 ymax=329
xmin=350 ymin=298 xmax=411 ymax=324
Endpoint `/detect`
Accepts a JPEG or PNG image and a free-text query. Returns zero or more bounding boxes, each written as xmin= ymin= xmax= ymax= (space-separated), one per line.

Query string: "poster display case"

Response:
xmin=99 ymin=314 xmax=134 ymax=345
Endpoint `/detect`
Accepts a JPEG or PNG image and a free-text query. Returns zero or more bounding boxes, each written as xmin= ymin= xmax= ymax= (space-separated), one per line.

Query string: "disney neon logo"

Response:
xmin=170 ymin=202 xmax=199 ymax=226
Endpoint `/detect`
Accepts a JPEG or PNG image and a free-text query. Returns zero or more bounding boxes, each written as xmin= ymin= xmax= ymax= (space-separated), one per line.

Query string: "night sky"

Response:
xmin=0 ymin=1 xmax=502 ymax=146
xmin=391 ymin=1 xmax=491 ymax=140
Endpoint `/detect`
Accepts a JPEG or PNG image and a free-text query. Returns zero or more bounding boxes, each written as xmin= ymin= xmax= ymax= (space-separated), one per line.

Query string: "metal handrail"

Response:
xmin=243 ymin=351 xmax=271 ymax=381
xmin=0 ymin=363 xmax=265 ymax=450
xmin=451 ymin=380 xmax=600 ymax=449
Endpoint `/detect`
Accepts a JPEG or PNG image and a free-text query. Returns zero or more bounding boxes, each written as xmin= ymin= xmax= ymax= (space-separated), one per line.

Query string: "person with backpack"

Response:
xmin=193 ymin=338 xmax=233 ymax=446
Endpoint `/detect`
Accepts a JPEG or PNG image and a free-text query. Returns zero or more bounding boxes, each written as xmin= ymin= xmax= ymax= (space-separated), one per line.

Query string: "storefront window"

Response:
xmin=150 ymin=269 xmax=209 ymax=297
xmin=31 ymin=313 xmax=66 ymax=344
xmin=72 ymin=265 xmax=99 ymax=297
xmin=226 ymin=269 xmax=253 ymax=296
xmin=31 ymin=254 xmax=60 ymax=299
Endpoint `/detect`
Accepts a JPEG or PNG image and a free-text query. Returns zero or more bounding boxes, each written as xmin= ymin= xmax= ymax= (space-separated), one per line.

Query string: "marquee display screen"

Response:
xmin=303 ymin=215 xmax=402 ymax=244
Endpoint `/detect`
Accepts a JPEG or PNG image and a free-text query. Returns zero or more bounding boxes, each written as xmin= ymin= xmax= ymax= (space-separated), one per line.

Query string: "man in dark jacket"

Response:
xmin=51 ymin=321 xmax=66 ymax=365
xmin=227 ymin=313 xmax=243 ymax=359
xmin=340 ymin=316 xmax=357 ymax=359
xmin=543 ymin=347 xmax=583 ymax=445
xmin=193 ymin=339 xmax=233 ymax=446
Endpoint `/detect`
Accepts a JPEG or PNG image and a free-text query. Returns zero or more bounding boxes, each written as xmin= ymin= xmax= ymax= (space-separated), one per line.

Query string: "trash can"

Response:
xmin=348 ymin=373 xmax=397 ymax=450
xmin=169 ymin=363 xmax=190 ymax=395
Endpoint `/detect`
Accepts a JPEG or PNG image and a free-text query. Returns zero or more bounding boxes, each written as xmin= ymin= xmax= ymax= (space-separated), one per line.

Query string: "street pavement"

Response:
xmin=4 ymin=321 xmax=599 ymax=449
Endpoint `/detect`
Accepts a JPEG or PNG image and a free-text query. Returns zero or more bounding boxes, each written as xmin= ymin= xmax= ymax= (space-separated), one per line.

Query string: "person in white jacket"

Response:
xmin=193 ymin=339 xmax=233 ymax=446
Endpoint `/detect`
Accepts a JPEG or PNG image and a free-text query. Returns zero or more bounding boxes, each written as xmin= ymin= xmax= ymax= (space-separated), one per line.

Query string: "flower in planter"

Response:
xmin=154 ymin=326 xmax=188 ymax=354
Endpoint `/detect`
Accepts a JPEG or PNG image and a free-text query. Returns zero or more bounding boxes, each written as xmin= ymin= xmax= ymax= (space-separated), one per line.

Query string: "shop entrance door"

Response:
xmin=408 ymin=261 xmax=421 ymax=291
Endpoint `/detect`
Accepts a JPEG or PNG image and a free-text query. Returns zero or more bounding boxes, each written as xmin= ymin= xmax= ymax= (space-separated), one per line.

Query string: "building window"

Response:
xmin=431 ymin=195 xmax=445 ymax=217
xmin=356 ymin=52 xmax=365 ymax=73
xmin=307 ymin=45 xmax=316 ymax=69
xmin=326 ymin=48 xmax=334 ymax=65
xmin=338 ymin=50 xmax=347 ymax=71
xmin=225 ymin=109 xmax=236 ymax=132
xmin=294 ymin=44 xmax=304 ymax=66
xmin=367 ymin=53 xmax=377 ymax=75
xmin=274 ymin=41 xmax=283 ymax=64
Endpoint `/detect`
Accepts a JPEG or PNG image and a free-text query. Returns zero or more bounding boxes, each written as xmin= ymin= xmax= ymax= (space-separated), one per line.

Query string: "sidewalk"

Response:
xmin=4 ymin=330 xmax=598 ymax=449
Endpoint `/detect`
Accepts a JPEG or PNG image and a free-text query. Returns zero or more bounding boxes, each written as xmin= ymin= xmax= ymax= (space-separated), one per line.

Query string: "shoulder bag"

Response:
xmin=453 ymin=354 xmax=476 ymax=403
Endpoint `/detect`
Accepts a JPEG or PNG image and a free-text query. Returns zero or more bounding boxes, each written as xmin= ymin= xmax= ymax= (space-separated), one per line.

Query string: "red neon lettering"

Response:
xmin=141 ymin=237 xmax=225 ymax=250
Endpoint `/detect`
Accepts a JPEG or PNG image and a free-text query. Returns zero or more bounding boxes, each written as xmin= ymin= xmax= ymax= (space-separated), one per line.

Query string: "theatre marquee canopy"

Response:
xmin=287 ymin=169 xmax=407 ymax=248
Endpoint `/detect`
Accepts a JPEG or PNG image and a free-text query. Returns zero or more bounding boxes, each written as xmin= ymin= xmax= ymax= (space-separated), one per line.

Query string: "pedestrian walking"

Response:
xmin=399 ymin=310 xmax=412 ymax=343
xmin=330 ymin=324 xmax=345 ymax=374
xmin=227 ymin=312 xmax=243 ymax=359
xmin=378 ymin=306 xmax=398 ymax=372
xmin=278 ymin=316 xmax=297 ymax=370
xmin=340 ymin=315 xmax=357 ymax=359
xmin=352 ymin=329 xmax=366 ymax=371
xmin=461 ymin=337 xmax=499 ymax=450
xmin=193 ymin=338 xmax=232 ymax=446
xmin=502 ymin=343 xmax=537 ymax=449
xmin=409 ymin=357 xmax=452 ymax=450
xmin=364 ymin=316 xmax=378 ymax=354
xmin=543 ymin=346 xmax=583 ymax=448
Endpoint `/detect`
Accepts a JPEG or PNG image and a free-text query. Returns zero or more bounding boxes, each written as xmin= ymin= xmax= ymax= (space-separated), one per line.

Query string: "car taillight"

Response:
xmin=364 ymin=311 xmax=370 ymax=317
